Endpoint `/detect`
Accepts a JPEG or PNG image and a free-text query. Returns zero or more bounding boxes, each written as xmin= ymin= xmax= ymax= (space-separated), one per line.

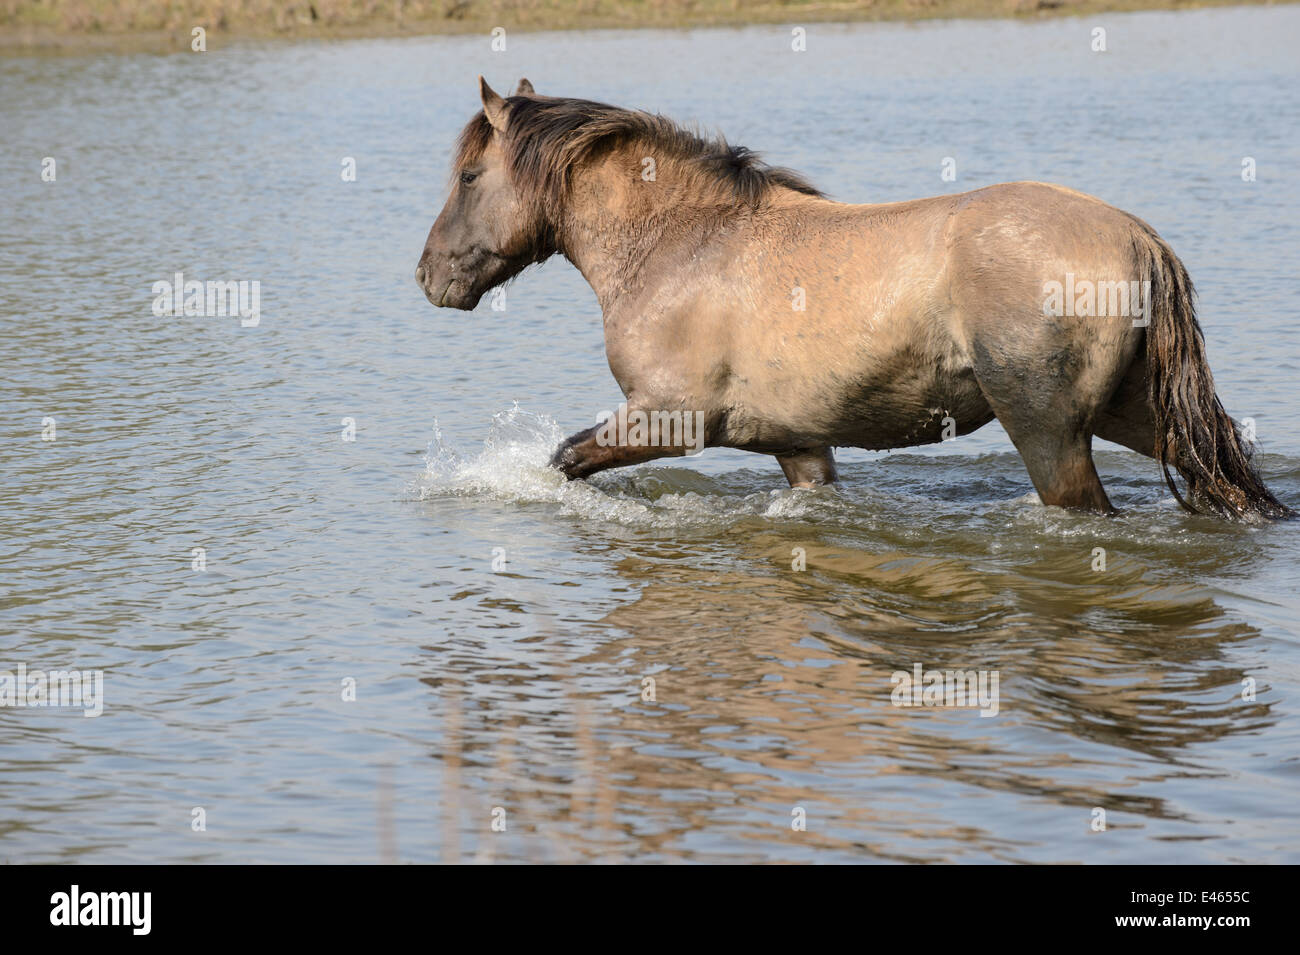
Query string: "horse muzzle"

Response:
xmin=415 ymin=263 xmax=481 ymax=310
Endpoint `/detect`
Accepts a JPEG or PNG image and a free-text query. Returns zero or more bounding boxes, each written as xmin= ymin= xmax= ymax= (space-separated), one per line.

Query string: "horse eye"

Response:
xmin=459 ymin=171 xmax=478 ymax=185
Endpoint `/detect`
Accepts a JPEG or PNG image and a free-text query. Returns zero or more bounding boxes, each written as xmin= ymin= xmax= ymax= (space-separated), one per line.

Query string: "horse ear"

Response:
xmin=479 ymin=76 xmax=508 ymax=132
xmin=515 ymin=78 xmax=535 ymax=96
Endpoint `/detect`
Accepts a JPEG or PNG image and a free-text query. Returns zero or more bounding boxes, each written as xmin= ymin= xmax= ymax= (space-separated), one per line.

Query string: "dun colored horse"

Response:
xmin=416 ymin=78 xmax=1291 ymax=521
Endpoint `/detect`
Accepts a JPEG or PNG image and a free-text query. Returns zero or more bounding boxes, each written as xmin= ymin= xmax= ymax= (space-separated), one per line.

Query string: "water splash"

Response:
xmin=411 ymin=406 xmax=1297 ymax=551
xmin=413 ymin=404 xmax=848 ymax=530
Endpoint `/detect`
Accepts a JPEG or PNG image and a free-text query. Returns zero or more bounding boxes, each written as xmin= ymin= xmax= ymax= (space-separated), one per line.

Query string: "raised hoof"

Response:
xmin=548 ymin=441 xmax=584 ymax=480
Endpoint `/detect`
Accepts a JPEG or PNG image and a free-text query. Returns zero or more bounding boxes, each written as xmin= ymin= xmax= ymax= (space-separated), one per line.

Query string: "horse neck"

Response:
xmin=555 ymin=152 xmax=730 ymax=313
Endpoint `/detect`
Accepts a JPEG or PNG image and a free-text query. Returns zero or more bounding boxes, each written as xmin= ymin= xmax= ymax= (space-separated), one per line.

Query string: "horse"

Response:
xmin=415 ymin=77 xmax=1292 ymax=522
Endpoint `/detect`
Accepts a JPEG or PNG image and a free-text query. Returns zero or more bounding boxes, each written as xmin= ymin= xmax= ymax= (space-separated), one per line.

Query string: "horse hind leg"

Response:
xmin=996 ymin=413 xmax=1114 ymax=513
xmin=1093 ymin=354 xmax=1158 ymax=458
xmin=972 ymin=358 xmax=1115 ymax=514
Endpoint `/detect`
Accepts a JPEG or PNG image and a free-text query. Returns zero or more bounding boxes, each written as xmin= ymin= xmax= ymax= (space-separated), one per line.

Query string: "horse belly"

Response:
xmin=823 ymin=362 xmax=993 ymax=450
xmin=720 ymin=321 xmax=992 ymax=452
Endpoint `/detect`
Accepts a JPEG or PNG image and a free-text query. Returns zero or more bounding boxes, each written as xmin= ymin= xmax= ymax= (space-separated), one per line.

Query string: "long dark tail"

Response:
xmin=1138 ymin=230 xmax=1294 ymax=520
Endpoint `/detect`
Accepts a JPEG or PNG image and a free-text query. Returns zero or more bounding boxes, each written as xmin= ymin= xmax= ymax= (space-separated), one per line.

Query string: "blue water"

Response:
xmin=1 ymin=7 xmax=1298 ymax=862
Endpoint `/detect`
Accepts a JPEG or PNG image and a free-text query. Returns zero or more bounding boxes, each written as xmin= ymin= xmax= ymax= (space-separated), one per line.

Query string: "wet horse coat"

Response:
xmin=416 ymin=78 xmax=1291 ymax=521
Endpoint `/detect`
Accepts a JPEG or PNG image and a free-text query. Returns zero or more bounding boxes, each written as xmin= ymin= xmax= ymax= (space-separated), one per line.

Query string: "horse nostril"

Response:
xmin=415 ymin=266 xmax=426 ymax=287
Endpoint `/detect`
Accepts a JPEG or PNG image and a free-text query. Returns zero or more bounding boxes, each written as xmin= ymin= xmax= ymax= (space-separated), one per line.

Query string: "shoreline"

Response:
xmin=1 ymin=0 xmax=1294 ymax=55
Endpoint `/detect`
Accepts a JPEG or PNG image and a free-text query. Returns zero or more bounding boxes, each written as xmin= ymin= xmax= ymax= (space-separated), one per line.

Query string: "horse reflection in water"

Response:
xmin=413 ymin=510 xmax=1269 ymax=862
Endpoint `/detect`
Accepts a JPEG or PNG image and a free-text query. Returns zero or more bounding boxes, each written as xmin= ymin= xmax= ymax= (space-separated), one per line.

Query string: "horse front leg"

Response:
xmin=548 ymin=405 xmax=706 ymax=480
xmin=775 ymin=447 xmax=838 ymax=488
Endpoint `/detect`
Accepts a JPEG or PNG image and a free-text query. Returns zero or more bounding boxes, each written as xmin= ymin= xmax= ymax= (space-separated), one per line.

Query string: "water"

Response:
xmin=2 ymin=8 xmax=1299 ymax=863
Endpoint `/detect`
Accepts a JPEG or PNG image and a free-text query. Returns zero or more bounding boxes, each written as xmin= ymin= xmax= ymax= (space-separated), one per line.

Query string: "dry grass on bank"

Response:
xmin=0 ymin=0 xmax=1292 ymax=50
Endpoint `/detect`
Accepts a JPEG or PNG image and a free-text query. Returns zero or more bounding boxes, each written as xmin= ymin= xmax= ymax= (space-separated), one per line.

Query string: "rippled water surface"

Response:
xmin=3 ymin=8 xmax=1300 ymax=863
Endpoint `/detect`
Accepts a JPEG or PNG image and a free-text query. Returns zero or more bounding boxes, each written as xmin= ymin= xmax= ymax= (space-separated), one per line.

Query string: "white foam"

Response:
xmin=412 ymin=405 xmax=847 ymax=530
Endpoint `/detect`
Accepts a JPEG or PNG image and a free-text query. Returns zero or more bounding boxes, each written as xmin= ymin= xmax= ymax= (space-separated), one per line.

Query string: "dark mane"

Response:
xmin=454 ymin=95 xmax=824 ymax=209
